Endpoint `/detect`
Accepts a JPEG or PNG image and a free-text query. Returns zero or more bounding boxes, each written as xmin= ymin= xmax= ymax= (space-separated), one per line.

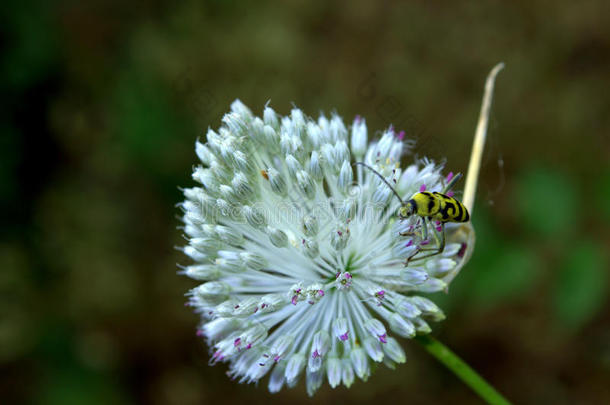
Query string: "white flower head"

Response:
xmin=179 ymin=99 xmax=471 ymax=395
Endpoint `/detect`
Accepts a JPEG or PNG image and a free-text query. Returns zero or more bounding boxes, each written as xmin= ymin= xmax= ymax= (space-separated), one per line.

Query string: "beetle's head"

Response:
xmin=398 ymin=201 xmax=416 ymax=219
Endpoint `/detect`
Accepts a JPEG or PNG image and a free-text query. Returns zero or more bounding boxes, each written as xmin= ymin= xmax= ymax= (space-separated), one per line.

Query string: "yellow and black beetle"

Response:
xmin=355 ymin=162 xmax=469 ymax=264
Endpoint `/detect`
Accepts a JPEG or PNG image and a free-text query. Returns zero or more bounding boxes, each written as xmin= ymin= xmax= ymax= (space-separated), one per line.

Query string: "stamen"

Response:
xmin=336 ymin=272 xmax=353 ymax=290
xmin=374 ymin=290 xmax=386 ymax=306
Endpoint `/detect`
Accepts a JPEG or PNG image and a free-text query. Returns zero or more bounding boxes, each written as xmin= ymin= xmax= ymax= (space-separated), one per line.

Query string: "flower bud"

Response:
xmin=285 ymin=154 xmax=302 ymax=179
xmin=264 ymin=106 xmax=279 ymax=129
xmin=240 ymin=252 xmax=267 ymax=270
xmin=268 ymin=361 xmax=286 ymax=393
xmin=338 ymin=160 xmax=353 ymax=193
xmin=242 ymin=205 xmax=267 ymax=229
xmin=332 ymin=318 xmax=349 ymax=342
xmin=308 ymin=151 xmax=323 ymax=180
xmin=350 ymin=116 xmax=367 ymax=157
xmin=296 ymin=170 xmax=316 ymax=199
xmin=266 ymin=167 xmax=287 ymax=196
xmin=285 ymin=353 xmax=306 ymax=383
xmin=350 ymin=347 xmax=370 ymax=380
xmin=268 ymin=227 xmax=288 ymax=248
xmin=302 ymin=214 xmax=318 ymax=237
xmin=389 ymin=313 xmax=416 ymax=338
xmin=363 ymin=336 xmax=384 ymax=362
xmin=401 ymin=268 xmax=429 ymax=285
xmin=383 ymin=337 xmax=406 ymax=364
xmin=326 ymin=356 xmax=342 ymax=388
xmin=364 ymin=318 xmax=387 ymax=343
xmin=302 ymin=238 xmax=319 ymax=259
xmin=341 ymin=357 xmax=355 ymax=387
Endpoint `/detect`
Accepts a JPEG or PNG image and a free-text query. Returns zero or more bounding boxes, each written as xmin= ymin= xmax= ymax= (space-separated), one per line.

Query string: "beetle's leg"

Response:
xmin=405 ymin=217 xmax=430 ymax=265
xmin=399 ymin=218 xmax=423 ymax=236
xmin=430 ymin=219 xmax=442 ymax=246
xmin=420 ymin=217 xmax=429 ymax=242
xmin=408 ymin=222 xmax=446 ymax=262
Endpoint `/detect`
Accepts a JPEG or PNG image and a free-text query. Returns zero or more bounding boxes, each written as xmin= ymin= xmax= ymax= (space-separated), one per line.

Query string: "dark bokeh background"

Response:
xmin=2 ymin=0 xmax=610 ymax=404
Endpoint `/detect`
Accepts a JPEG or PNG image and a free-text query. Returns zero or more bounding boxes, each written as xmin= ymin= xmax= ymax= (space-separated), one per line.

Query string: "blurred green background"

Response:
xmin=1 ymin=0 xmax=609 ymax=404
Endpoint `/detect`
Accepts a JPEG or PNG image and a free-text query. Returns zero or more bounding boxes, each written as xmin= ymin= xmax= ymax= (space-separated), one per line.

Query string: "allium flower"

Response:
xmin=179 ymin=100 xmax=472 ymax=395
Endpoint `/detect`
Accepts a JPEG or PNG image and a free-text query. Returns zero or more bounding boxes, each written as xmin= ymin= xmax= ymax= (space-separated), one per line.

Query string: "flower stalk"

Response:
xmin=414 ymin=63 xmax=507 ymax=404
xmin=415 ymin=335 xmax=511 ymax=405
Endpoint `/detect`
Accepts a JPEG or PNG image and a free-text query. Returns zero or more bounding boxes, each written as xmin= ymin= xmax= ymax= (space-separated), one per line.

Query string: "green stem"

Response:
xmin=414 ymin=335 xmax=512 ymax=405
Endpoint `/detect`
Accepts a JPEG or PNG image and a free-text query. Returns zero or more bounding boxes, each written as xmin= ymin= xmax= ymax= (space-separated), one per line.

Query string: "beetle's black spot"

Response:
xmin=455 ymin=201 xmax=464 ymax=222
xmin=427 ymin=198 xmax=435 ymax=213
xmin=462 ymin=206 xmax=470 ymax=222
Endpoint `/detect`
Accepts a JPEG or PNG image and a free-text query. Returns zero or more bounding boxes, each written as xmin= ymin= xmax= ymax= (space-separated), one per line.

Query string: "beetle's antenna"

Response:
xmin=354 ymin=162 xmax=405 ymax=204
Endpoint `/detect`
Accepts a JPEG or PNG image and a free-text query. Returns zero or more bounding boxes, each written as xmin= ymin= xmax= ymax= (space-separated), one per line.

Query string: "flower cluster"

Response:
xmin=179 ymin=100 xmax=467 ymax=395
